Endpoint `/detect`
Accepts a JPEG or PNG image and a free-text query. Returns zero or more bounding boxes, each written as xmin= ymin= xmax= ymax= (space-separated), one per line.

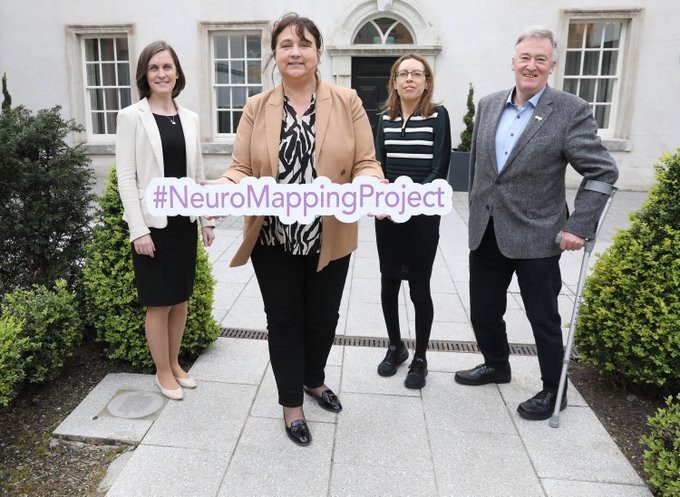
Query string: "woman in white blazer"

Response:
xmin=116 ymin=40 xmax=215 ymax=400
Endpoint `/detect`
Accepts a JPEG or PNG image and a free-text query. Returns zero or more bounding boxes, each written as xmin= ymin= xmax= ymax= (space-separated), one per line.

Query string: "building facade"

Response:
xmin=1 ymin=0 xmax=679 ymax=190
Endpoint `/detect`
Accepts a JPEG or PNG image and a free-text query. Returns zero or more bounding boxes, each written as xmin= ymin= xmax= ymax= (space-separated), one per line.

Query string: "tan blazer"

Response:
xmin=116 ymin=97 xmax=214 ymax=243
xmin=223 ymin=80 xmax=383 ymax=271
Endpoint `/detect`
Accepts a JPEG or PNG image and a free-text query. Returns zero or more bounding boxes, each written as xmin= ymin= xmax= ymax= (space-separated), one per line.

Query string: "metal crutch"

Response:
xmin=549 ymin=180 xmax=618 ymax=428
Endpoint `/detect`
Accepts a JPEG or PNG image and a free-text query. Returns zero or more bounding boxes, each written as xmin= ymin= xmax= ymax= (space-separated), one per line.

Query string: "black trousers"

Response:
xmin=251 ymin=243 xmax=350 ymax=407
xmin=469 ymin=219 xmax=563 ymax=391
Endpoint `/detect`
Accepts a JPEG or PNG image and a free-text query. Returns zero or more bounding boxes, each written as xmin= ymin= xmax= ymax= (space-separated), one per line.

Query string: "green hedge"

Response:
xmin=642 ymin=394 xmax=680 ymax=497
xmin=575 ymin=150 xmax=680 ymax=392
xmin=0 ymin=280 xmax=81 ymax=406
xmin=81 ymin=166 xmax=220 ymax=370
xmin=0 ymin=315 xmax=27 ymax=406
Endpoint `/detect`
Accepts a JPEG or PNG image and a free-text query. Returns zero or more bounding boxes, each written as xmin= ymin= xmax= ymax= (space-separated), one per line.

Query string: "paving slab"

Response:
xmin=341 ymin=346 xmax=420 ymax=397
xmin=344 ymin=301 xmax=408 ymax=337
xmin=105 ymin=445 xmax=229 ymax=497
xmin=330 ymin=461 xmax=438 ymax=497
xmin=217 ymin=417 xmax=334 ymax=497
xmin=430 ymin=428 xmax=545 ymax=497
xmin=188 ymin=337 xmax=268 ymax=385
xmin=221 ymin=295 xmax=268 ymax=330
xmin=511 ymin=404 xmax=645 ymax=485
xmin=334 ymin=393 xmax=430 ymax=467
xmin=54 ymin=373 xmax=158 ymax=444
xmin=250 ymin=364 xmax=341 ymax=424
xmin=428 ymin=320 xmax=476 ymax=341
xmin=423 ymin=371 xmax=516 ymax=435
xmin=541 ymin=479 xmax=654 ymax=497
xmin=141 ymin=381 xmax=256 ymax=452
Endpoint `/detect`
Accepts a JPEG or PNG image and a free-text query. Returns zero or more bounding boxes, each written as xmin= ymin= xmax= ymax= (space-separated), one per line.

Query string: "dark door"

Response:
xmin=351 ymin=57 xmax=397 ymax=135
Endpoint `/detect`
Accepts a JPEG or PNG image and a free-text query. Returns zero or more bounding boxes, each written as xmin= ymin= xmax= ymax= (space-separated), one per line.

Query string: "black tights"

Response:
xmin=380 ymin=275 xmax=433 ymax=359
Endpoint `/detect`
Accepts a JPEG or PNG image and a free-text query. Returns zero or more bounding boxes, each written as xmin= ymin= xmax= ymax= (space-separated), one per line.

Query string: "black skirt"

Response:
xmin=375 ymin=215 xmax=440 ymax=280
xmin=131 ymin=216 xmax=197 ymax=307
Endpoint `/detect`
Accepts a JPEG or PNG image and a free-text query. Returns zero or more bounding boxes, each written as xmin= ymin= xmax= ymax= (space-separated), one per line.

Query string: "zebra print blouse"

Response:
xmin=258 ymin=95 xmax=321 ymax=255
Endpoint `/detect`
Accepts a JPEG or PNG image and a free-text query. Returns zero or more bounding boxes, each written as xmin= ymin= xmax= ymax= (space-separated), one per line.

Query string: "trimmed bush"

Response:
xmin=575 ymin=150 xmax=680 ymax=392
xmin=0 ymin=104 xmax=94 ymax=295
xmin=0 ymin=315 xmax=27 ymax=406
xmin=81 ymin=166 xmax=220 ymax=370
xmin=457 ymin=82 xmax=475 ymax=152
xmin=1 ymin=280 xmax=82 ymax=385
xmin=642 ymin=394 xmax=680 ymax=497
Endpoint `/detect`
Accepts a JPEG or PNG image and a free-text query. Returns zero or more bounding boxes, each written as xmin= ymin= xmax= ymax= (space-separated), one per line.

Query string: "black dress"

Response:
xmin=131 ymin=114 xmax=197 ymax=306
xmin=374 ymin=106 xmax=451 ymax=280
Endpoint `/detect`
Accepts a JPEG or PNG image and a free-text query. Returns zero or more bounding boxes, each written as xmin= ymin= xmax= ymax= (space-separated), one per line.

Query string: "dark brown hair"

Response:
xmin=382 ymin=54 xmax=437 ymax=120
xmin=135 ymin=40 xmax=186 ymax=99
xmin=268 ymin=12 xmax=323 ymax=66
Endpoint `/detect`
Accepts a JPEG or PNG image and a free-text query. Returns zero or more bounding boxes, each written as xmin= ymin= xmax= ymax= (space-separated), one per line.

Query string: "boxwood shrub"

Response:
xmin=641 ymin=394 xmax=680 ymax=497
xmin=0 ymin=315 xmax=27 ymax=406
xmin=81 ymin=166 xmax=220 ymax=370
xmin=0 ymin=280 xmax=81 ymax=391
xmin=575 ymin=151 xmax=680 ymax=392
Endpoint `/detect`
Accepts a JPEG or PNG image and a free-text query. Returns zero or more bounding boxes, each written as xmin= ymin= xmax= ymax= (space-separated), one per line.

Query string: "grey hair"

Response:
xmin=515 ymin=26 xmax=558 ymax=61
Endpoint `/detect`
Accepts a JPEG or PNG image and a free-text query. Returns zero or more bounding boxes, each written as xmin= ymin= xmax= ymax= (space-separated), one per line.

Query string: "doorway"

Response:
xmin=351 ymin=57 xmax=398 ymax=135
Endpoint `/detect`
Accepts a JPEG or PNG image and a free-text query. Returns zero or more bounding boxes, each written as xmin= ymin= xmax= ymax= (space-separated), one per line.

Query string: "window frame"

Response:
xmin=557 ymin=9 xmax=643 ymax=146
xmin=199 ymin=22 xmax=270 ymax=144
xmin=66 ymin=25 xmax=135 ymax=145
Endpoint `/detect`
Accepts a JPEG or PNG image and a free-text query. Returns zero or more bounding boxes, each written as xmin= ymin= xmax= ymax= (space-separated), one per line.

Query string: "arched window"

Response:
xmin=353 ymin=17 xmax=414 ymax=45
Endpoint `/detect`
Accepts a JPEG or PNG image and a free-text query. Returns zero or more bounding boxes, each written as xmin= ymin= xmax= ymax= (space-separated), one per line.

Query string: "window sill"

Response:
xmin=80 ymin=143 xmax=235 ymax=155
xmin=601 ymin=138 xmax=632 ymax=152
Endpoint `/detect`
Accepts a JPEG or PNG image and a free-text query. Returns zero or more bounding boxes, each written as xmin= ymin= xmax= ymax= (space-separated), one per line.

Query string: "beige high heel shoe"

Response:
xmin=155 ymin=374 xmax=184 ymax=400
xmin=175 ymin=375 xmax=197 ymax=389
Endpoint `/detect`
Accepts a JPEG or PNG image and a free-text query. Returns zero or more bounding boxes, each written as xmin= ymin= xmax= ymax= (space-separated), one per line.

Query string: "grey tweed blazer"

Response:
xmin=468 ymin=85 xmax=619 ymax=259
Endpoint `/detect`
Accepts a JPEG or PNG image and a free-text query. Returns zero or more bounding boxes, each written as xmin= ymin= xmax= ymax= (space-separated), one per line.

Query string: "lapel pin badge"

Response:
xmin=534 ymin=115 xmax=543 ymax=121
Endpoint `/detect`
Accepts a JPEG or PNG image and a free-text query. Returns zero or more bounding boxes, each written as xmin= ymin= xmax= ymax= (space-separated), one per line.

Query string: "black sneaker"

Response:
xmin=377 ymin=342 xmax=409 ymax=377
xmin=404 ymin=357 xmax=428 ymax=389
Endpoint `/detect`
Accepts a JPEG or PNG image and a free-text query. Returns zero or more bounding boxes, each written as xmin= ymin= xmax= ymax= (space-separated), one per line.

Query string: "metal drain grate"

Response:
xmin=220 ymin=327 xmax=540 ymax=356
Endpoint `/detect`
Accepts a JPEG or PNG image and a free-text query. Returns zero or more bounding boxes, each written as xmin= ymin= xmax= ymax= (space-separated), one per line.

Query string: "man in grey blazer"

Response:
xmin=454 ymin=27 xmax=618 ymax=420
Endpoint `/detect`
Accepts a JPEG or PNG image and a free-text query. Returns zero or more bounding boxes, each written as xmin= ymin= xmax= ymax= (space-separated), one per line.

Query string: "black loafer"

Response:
xmin=404 ymin=357 xmax=428 ymax=389
xmin=377 ymin=342 xmax=409 ymax=377
xmin=285 ymin=418 xmax=311 ymax=446
xmin=454 ymin=363 xmax=511 ymax=385
xmin=517 ymin=390 xmax=567 ymax=420
xmin=304 ymin=388 xmax=342 ymax=413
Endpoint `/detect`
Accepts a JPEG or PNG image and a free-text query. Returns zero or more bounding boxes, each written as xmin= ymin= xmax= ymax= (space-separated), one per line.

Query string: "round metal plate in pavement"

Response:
xmin=107 ymin=391 xmax=164 ymax=419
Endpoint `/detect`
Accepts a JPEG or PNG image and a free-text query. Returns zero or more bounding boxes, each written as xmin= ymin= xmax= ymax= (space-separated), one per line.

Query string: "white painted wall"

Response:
xmin=1 ymin=0 xmax=678 ymax=190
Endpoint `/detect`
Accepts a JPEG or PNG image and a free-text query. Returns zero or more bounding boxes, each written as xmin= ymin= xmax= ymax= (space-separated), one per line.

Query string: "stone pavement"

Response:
xmin=57 ymin=191 xmax=654 ymax=497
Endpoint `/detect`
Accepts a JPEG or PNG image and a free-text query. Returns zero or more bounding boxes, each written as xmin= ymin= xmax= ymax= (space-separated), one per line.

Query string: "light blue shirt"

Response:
xmin=495 ymin=86 xmax=546 ymax=172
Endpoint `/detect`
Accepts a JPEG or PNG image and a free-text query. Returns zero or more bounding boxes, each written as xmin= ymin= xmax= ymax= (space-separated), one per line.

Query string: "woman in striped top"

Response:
xmin=374 ymin=54 xmax=451 ymax=389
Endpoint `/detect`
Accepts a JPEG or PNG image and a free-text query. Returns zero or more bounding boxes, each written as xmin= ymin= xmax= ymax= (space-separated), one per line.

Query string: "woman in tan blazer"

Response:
xmin=116 ymin=41 xmax=215 ymax=401
xmin=207 ymin=13 xmax=383 ymax=445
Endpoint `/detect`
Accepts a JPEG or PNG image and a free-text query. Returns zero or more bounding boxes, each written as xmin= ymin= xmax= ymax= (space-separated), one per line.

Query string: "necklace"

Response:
xmin=167 ymin=115 xmax=176 ymax=125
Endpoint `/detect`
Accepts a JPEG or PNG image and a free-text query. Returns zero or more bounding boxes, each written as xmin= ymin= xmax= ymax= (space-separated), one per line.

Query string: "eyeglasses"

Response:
xmin=395 ymin=70 xmax=427 ymax=80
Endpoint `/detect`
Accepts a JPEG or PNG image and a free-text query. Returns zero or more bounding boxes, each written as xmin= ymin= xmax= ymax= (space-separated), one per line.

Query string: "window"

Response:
xmin=558 ymin=10 xmax=642 ymax=144
xmin=212 ymin=32 xmax=263 ymax=135
xmin=562 ymin=21 xmax=624 ymax=130
xmin=82 ymin=36 xmax=132 ymax=136
xmin=353 ymin=17 xmax=413 ymax=45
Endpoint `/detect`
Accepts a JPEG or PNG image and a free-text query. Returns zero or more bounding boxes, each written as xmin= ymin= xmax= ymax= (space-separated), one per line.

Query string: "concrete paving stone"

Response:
xmin=499 ymin=355 xmax=588 ymax=407
xmin=353 ymin=241 xmax=379 ymax=258
xmin=341 ymin=347 xmax=420 ymax=397
xmin=428 ymin=320 xmax=476 ymax=341
xmin=326 ymin=344 xmax=344 ymax=367
xmin=541 ymin=479 xmax=653 ymax=497
xmin=217 ymin=417 xmax=334 ymax=497
xmin=352 ymin=256 xmax=381 ymax=279
xmin=423 ymin=371 xmax=516 ymax=435
xmin=105 ymin=445 xmax=229 ymax=497
xmin=512 ymin=404 xmax=644 ymax=485
xmin=141 ymin=382 xmax=256 ymax=452
xmin=240 ymin=277 xmax=262 ymax=299
xmin=503 ymin=309 xmax=536 ymax=344
xmin=211 ymin=260 xmax=254 ymax=284
xmin=428 ymin=268 xmax=458 ymax=294
xmin=330 ymin=461 xmax=437 ymax=497
xmin=334 ymin=393 xmax=430 ymax=467
xmin=414 ymin=293 xmax=469 ymax=323
xmin=189 ymin=338 xmax=268 ymax=385
xmin=207 ymin=247 xmax=228 ymax=264
xmin=250 ymin=365 xmax=341 ymax=423
xmin=53 ymin=373 xmax=157 ymax=444
xmin=348 ymin=277 xmax=385 ymax=304
xmin=454 ymin=281 xmax=470 ymax=309
xmin=509 ymin=273 xmax=520 ymax=293
xmin=221 ymin=296 xmax=268 ymax=330
xmin=445 ymin=260 xmax=470 ymax=281
xmin=426 ymin=350 xmax=484 ymax=374
xmin=211 ymin=307 xmax=228 ymax=325
xmin=212 ymin=282 xmax=244 ymax=311
xmin=511 ymin=292 xmax=526 ymax=310
xmin=335 ymin=315 xmax=348 ymax=336
xmin=430 ymin=429 xmax=545 ymax=497
xmin=344 ymin=301 xmax=407 ymax=337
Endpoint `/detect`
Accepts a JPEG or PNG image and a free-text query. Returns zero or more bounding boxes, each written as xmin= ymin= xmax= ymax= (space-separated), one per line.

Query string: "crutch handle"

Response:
xmin=555 ymin=233 xmax=562 ymax=244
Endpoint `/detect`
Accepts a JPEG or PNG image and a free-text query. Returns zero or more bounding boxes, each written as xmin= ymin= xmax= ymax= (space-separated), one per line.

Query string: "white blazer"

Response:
xmin=115 ymin=97 xmax=213 ymax=242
